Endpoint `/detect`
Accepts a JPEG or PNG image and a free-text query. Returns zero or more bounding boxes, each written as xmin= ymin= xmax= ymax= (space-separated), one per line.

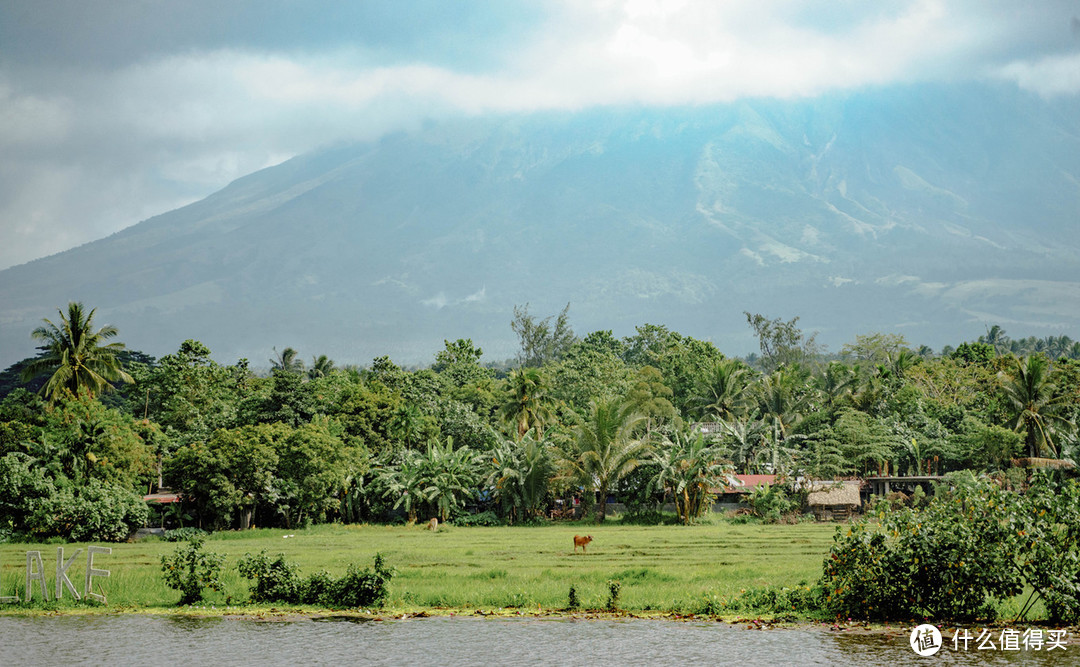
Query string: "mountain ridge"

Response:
xmin=2 ymin=83 xmax=1078 ymax=368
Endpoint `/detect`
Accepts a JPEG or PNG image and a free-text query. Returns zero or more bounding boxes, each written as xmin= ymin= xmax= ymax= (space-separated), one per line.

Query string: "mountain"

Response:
xmin=2 ymin=83 xmax=1079 ymax=369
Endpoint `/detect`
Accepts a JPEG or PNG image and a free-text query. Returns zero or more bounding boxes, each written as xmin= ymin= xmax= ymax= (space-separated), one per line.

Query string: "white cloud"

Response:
xmin=1 ymin=0 xmax=1078 ymax=269
xmin=997 ymin=53 xmax=1080 ymax=97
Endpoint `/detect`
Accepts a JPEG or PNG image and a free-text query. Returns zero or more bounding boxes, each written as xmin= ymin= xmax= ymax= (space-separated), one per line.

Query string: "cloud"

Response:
xmin=1 ymin=0 xmax=1079 ymax=269
xmin=996 ymin=53 xmax=1080 ymax=97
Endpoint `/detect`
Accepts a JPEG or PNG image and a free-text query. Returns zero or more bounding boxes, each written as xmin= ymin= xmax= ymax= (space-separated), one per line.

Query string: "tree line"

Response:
xmin=1 ymin=302 xmax=1078 ymax=540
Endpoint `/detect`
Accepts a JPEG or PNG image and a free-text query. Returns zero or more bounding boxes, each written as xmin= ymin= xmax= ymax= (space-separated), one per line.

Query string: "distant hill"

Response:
xmin=2 ymin=83 xmax=1078 ymax=368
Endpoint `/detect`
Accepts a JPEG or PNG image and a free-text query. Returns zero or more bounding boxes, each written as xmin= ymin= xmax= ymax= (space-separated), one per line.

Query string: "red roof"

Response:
xmin=719 ymin=474 xmax=777 ymax=494
xmin=143 ymin=492 xmax=181 ymax=504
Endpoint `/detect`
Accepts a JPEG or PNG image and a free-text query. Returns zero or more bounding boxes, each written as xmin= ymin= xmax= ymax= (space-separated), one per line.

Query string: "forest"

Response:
xmin=1 ymin=301 xmax=1078 ymax=543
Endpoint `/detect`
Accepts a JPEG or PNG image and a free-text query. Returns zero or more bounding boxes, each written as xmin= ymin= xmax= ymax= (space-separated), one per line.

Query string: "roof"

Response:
xmin=143 ymin=492 xmax=181 ymax=504
xmin=807 ymin=481 xmax=861 ymax=507
xmin=718 ymin=474 xmax=777 ymax=494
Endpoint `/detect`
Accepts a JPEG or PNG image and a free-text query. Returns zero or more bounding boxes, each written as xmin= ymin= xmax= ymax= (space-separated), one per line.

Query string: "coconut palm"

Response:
xmin=307 ymin=354 xmax=335 ymax=380
xmin=1000 ymin=355 xmax=1073 ymax=458
xmin=486 ymin=432 xmax=556 ymax=524
xmin=270 ymin=347 xmax=304 ymax=374
xmin=815 ymin=361 xmax=857 ymax=409
xmin=498 ymin=368 xmax=555 ymax=438
xmin=559 ymin=398 xmax=649 ymax=523
xmin=648 ymin=428 xmax=735 ymax=525
xmin=22 ymin=302 xmax=133 ymax=402
xmin=687 ymin=358 xmax=753 ymax=421
xmin=717 ymin=417 xmax=769 ymax=474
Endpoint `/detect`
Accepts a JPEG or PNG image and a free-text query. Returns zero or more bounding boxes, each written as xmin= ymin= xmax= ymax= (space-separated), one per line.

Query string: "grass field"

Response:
xmin=0 ymin=518 xmax=840 ymax=615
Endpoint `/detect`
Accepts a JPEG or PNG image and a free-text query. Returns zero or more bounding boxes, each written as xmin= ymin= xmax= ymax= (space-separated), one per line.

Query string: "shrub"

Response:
xmin=237 ymin=551 xmax=301 ymax=603
xmin=328 ymin=553 xmax=395 ymax=608
xmin=163 ymin=527 xmax=209 ymax=542
xmin=747 ymin=483 xmax=795 ymax=523
xmin=606 ymin=580 xmax=621 ymax=611
xmin=455 ymin=511 xmax=501 ymax=527
xmin=820 ymin=472 xmax=1021 ymax=621
xmin=33 ymin=479 xmax=151 ymax=542
xmin=160 ymin=537 xmax=226 ymax=605
xmin=567 ymin=585 xmax=580 ymax=610
xmin=299 ymin=570 xmax=335 ymax=605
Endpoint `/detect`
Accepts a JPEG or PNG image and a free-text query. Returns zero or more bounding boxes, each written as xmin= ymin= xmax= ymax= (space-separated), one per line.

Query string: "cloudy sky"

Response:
xmin=1 ymin=0 xmax=1078 ymax=271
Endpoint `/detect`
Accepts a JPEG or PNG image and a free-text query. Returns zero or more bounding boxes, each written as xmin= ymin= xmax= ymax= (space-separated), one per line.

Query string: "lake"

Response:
xmin=0 ymin=615 xmax=1071 ymax=665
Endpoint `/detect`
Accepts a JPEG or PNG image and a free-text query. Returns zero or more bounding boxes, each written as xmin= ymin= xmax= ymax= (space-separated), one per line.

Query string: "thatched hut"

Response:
xmin=807 ymin=481 xmax=862 ymax=521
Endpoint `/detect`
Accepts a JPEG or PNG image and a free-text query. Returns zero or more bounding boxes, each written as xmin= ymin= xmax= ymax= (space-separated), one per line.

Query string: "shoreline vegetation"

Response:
xmin=3 ymin=304 xmax=1079 ymax=628
xmin=0 ymin=518 xmax=1074 ymax=636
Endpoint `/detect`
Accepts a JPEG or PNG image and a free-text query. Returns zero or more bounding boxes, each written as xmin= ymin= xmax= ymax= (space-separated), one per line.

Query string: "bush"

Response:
xmin=33 ymin=479 xmax=151 ymax=542
xmin=164 ymin=527 xmax=209 ymax=542
xmin=160 ymin=537 xmax=226 ymax=605
xmin=455 ymin=511 xmax=501 ymax=527
xmin=329 ymin=554 xmax=395 ymax=608
xmin=820 ymin=473 xmax=1021 ymax=621
xmin=695 ymin=584 xmax=822 ymax=616
xmin=747 ymin=483 xmax=795 ymax=523
xmin=234 ymin=552 xmax=394 ymax=609
xmin=237 ymin=551 xmax=301 ymax=603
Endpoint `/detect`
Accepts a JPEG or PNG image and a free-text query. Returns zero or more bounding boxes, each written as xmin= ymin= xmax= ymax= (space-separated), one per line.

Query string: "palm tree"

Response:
xmin=270 ymin=347 xmax=304 ymax=374
xmin=1000 ymin=355 xmax=1073 ymax=458
xmin=560 ymin=398 xmax=649 ymax=523
xmin=648 ymin=428 xmax=735 ymax=525
xmin=307 ymin=354 xmax=335 ymax=380
xmin=22 ymin=302 xmax=133 ymax=402
xmin=717 ymin=417 xmax=769 ymax=474
xmin=815 ymin=361 xmax=857 ymax=409
xmin=486 ymin=432 xmax=556 ymax=524
xmin=499 ymin=368 xmax=555 ymax=438
xmin=687 ymin=358 xmax=753 ymax=421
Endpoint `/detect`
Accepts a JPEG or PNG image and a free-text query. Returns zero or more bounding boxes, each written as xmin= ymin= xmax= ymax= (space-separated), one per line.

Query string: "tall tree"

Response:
xmin=687 ymin=357 xmax=753 ymax=421
xmin=22 ymin=302 xmax=133 ymax=403
xmin=744 ymin=312 xmax=820 ymax=372
xmin=307 ymin=355 xmax=335 ymax=380
xmin=270 ymin=347 xmax=304 ymax=374
xmin=560 ymin=398 xmax=649 ymax=522
xmin=511 ymin=303 xmax=577 ymax=367
xmin=648 ymin=428 xmax=735 ymax=525
xmin=1000 ymin=355 xmax=1073 ymax=458
xmin=499 ymin=368 xmax=556 ymax=438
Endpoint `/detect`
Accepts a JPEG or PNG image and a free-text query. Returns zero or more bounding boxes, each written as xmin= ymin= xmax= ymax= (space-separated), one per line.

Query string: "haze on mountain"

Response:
xmin=2 ymin=2 xmax=1079 ymax=368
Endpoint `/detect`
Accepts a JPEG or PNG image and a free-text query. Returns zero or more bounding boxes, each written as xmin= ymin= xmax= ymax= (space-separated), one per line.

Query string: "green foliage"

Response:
xmin=160 ymin=536 xmax=226 ymax=605
xmin=163 ymin=527 xmax=208 ymax=542
xmin=487 ymin=433 xmax=556 ymax=523
xmin=237 ymin=551 xmax=302 ymax=603
xmin=22 ymin=302 xmax=134 ymax=402
xmin=559 ymin=398 xmax=650 ymax=523
xmin=511 ymin=303 xmax=577 ymax=368
xmin=697 ymin=584 xmax=822 ymax=616
xmin=747 ymin=483 xmax=795 ymax=524
xmin=820 ymin=473 xmax=1024 ymax=621
xmin=744 ymin=312 xmax=820 ymax=372
xmin=648 ymin=428 xmax=734 ymax=525
xmin=621 ymin=324 xmax=723 ymax=415
xmin=1015 ymin=473 xmax=1080 ymax=623
xmin=40 ymin=479 xmax=151 ymax=542
xmin=950 ymin=341 xmax=996 ymax=366
xmin=455 ymin=510 xmax=501 ymax=526
xmin=330 ymin=554 xmax=395 ymax=609
xmin=606 ymin=579 xmax=621 ymax=611
xmin=567 ymin=585 xmax=580 ymax=610
xmin=377 ymin=438 xmax=482 ymax=523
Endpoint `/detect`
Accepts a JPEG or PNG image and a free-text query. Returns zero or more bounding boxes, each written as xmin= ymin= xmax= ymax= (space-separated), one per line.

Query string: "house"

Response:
xmin=713 ymin=474 xmax=777 ymax=509
xmin=806 ymin=481 xmax=862 ymax=521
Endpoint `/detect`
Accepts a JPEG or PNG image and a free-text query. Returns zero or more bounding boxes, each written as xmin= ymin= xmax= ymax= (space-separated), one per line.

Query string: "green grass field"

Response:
xmin=0 ymin=519 xmax=839 ymax=615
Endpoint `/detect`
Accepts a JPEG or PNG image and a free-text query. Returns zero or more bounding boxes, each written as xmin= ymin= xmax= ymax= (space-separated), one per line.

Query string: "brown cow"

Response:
xmin=427 ymin=517 xmax=438 ymax=532
xmin=573 ymin=535 xmax=593 ymax=553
